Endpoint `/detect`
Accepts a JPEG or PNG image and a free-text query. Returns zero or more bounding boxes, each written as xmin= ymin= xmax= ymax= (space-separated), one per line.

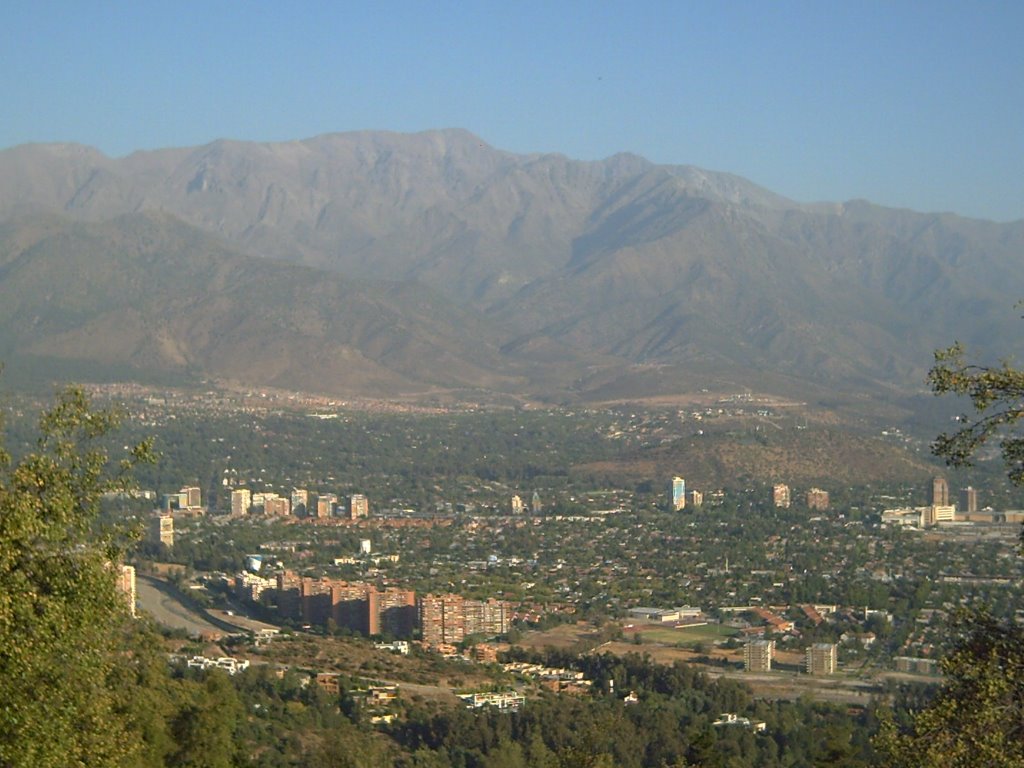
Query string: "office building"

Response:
xmin=510 ymin=494 xmax=524 ymax=515
xmin=670 ymin=477 xmax=686 ymax=511
xmin=806 ymin=643 xmax=837 ymax=675
xmin=932 ymin=477 xmax=949 ymax=507
xmin=686 ymin=489 xmax=703 ymax=508
xmin=531 ymin=491 xmax=542 ymax=515
xmin=929 ymin=504 xmax=956 ymax=525
xmin=772 ymin=484 xmax=791 ymax=508
xmin=291 ymin=488 xmax=309 ymax=517
xmin=350 ymin=493 xmax=369 ymax=519
xmin=744 ymin=639 xmax=774 ymax=672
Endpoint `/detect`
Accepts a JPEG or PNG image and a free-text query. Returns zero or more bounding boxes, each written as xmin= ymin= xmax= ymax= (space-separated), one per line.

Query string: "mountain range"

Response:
xmin=1 ymin=129 xmax=1022 ymax=404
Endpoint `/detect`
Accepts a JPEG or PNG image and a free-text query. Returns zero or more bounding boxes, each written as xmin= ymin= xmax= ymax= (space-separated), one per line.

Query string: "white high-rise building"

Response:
xmin=670 ymin=477 xmax=686 ymax=511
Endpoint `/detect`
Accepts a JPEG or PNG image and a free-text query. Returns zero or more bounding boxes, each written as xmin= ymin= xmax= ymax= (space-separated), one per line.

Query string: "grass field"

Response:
xmin=634 ymin=623 xmax=739 ymax=647
xmin=518 ymin=623 xmax=597 ymax=650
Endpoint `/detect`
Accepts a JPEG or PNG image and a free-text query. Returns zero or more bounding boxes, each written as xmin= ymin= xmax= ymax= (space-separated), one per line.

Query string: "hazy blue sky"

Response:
xmin=3 ymin=2 xmax=1022 ymax=221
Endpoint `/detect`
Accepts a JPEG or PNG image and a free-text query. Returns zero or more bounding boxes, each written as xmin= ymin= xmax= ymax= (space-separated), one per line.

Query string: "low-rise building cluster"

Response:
xmin=182 ymin=654 xmax=251 ymax=675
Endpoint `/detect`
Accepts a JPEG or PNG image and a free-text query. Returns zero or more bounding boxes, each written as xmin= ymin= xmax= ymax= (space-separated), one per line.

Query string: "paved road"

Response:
xmin=136 ymin=575 xmax=228 ymax=636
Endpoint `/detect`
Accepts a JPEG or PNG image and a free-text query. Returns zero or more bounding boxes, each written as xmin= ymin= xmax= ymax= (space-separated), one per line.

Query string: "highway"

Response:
xmin=135 ymin=575 xmax=235 ymax=636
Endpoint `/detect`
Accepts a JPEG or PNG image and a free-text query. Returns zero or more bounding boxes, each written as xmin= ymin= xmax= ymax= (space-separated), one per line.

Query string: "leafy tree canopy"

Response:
xmin=0 ymin=387 xmax=153 ymax=767
xmin=928 ymin=338 xmax=1024 ymax=485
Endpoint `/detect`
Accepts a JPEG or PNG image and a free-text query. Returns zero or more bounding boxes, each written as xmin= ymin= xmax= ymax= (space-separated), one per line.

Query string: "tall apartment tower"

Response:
xmin=316 ymin=493 xmax=337 ymax=519
xmin=670 ymin=477 xmax=686 ymax=511
xmin=806 ymin=643 xmax=837 ymax=675
xmin=265 ymin=496 xmax=291 ymax=516
xmin=350 ymin=494 xmax=369 ymax=519
xmin=744 ymin=639 xmax=774 ymax=672
xmin=419 ymin=593 xmax=466 ymax=646
xmin=465 ymin=597 xmax=511 ymax=638
xmin=960 ymin=486 xmax=978 ymax=515
xmin=772 ymin=484 xmax=791 ymax=508
xmin=510 ymin=495 xmax=525 ymax=515
xmin=118 ymin=564 xmax=137 ymax=618
xmin=418 ymin=593 xmax=512 ymax=647
xmin=932 ymin=477 xmax=949 ymax=507
xmin=150 ymin=514 xmax=174 ymax=548
xmin=291 ymin=488 xmax=309 ymax=517
xmin=230 ymin=488 xmax=251 ymax=517
xmin=531 ymin=491 xmax=542 ymax=515
xmin=181 ymin=485 xmax=202 ymax=509
xmin=370 ymin=587 xmax=416 ymax=636
xmin=806 ymin=488 xmax=830 ymax=511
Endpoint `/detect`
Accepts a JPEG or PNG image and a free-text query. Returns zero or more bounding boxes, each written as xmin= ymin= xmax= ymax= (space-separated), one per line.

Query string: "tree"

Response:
xmin=169 ymin=672 xmax=245 ymax=768
xmin=0 ymin=387 xmax=153 ymax=767
xmin=928 ymin=340 xmax=1024 ymax=485
xmin=876 ymin=612 xmax=1024 ymax=767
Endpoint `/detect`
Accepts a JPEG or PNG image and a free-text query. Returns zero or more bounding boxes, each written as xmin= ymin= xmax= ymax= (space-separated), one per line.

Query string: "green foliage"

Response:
xmin=877 ymin=612 xmax=1024 ymax=767
xmin=393 ymin=650 xmax=876 ymax=768
xmin=307 ymin=723 xmax=395 ymax=768
xmin=929 ymin=340 xmax=1024 ymax=485
xmin=0 ymin=387 xmax=153 ymax=767
xmin=169 ymin=673 xmax=246 ymax=768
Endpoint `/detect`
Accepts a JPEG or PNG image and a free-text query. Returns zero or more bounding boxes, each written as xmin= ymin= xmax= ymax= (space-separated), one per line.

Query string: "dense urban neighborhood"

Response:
xmin=40 ymin=381 xmax=1004 ymax=733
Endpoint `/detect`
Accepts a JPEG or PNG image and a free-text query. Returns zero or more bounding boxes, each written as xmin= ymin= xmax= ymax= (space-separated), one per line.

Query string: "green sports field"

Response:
xmin=635 ymin=623 xmax=739 ymax=647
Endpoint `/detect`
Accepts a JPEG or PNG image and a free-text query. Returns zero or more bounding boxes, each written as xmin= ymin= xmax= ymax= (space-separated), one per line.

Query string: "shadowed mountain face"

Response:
xmin=1 ymin=129 xmax=1022 ymax=400
xmin=0 ymin=213 xmax=556 ymax=397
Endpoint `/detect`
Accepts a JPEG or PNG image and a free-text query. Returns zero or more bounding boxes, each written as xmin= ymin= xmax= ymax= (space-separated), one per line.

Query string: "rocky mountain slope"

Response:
xmin=0 ymin=212 xmax=566 ymax=397
xmin=1 ymin=130 xmax=1022 ymax=400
